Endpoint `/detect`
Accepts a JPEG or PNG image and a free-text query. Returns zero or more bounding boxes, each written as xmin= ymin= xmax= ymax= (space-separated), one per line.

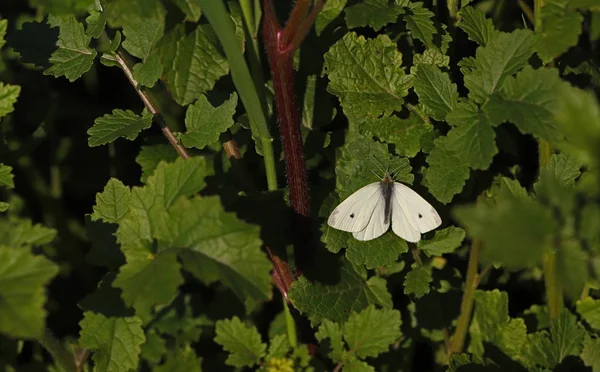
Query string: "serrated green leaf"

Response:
xmin=403 ymin=2 xmax=438 ymax=50
xmin=457 ymin=6 xmax=496 ymax=46
xmin=85 ymin=10 xmax=106 ymax=38
xmin=445 ymin=101 xmax=497 ymax=170
xmin=170 ymin=197 xmax=272 ymax=312
xmin=464 ymin=29 xmax=534 ymax=104
xmin=92 ymin=178 xmax=131 ymax=224
xmin=484 ymin=66 xmax=563 ymax=144
xmin=79 ymin=312 xmax=146 ymax=372
xmin=45 ymin=15 xmax=97 ymax=81
xmin=105 ymin=0 xmax=166 ymax=29
xmin=165 ymin=25 xmax=228 ymax=106
xmin=0 ymin=83 xmax=21 ymax=119
xmin=345 ymin=0 xmax=403 ymax=31
xmin=343 ymin=356 xmax=375 ymax=372
xmin=154 ymin=346 xmax=202 ymax=372
xmin=214 ymin=317 xmax=266 ymax=368
xmin=322 ymin=222 xmax=349 ymax=254
xmin=132 ymin=54 xmax=163 ymax=88
xmin=0 ymin=165 xmax=14 ymax=189
xmin=324 ymin=32 xmax=412 ymax=118
xmin=359 ymin=115 xmax=433 ymax=158
xmin=122 ymin=17 xmax=165 ymax=60
xmin=454 ymin=195 xmax=556 ymax=269
xmin=581 ymin=335 xmax=600 ymax=372
xmin=172 ymin=0 xmax=202 ymax=22
xmin=413 ymin=64 xmax=458 ymax=121
xmin=0 ymin=19 xmax=7 ymax=48
xmin=0 ymin=203 xmax=8 ymax=212
xmin=135 ymin=144 xmax=179 ymax=183
xmin=88 ymin=110 xmax=153 ymax=147
xmin=547 ymin=153 xmax=581 ymax=187
xmin=0 ymin=246 xmax=59 ymax=338
xmin=535 ymin=0 xmax=583 ymax=64
xmin=315 ymin=0 xmax=347 ymax=35
xmin=266 ymin=334 xmax=291 ymax=359
xmin=181 ymin=93 xmax=237 ymax=149
xmin=113 ymin=249 xmax=183 ymax=319
xmin=418 ymin=226 xmax=465 ymax=256
xmin=316 ymin=319 xmax=344 ymax=362
xmin=346 ymin=232 xmax=409 ymax=269
xmin=343 ymin=305 xmax=401 ymax=358
xmin=141 ymin=331 xmax=169 ymax=366
xmin=577 ymin=298 xmax=600 ymax=331
xmin=425 ymin=141 xmax=470 ymax=204
xmin=289 ymin=259 xmax=392 ymax=325
xmin=0 ymin=217 xmax=57 ymax=247
xmin=412 ymin=49 xmax=450 ymax=71
xmin=403 ymin=266 xmax=432 ymax=298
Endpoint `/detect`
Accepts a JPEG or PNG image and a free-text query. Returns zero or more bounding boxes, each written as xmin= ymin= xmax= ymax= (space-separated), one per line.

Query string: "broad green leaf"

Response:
xmin=555 ymin=86 xmax=600 ymax=167
xmin=359 ymin=115 xmax=433 ymax=158
xmin=316 ymin=319 xmax=344 ymax=362
xmin=156 ymin=24 xmax=185 ymax=72
xmin=345 ymin=0 xmax=403 ymax=31
xmin=576 ymin=297 xmax=600 ymax=331
xmin=425 ymin=140 xmax=470 ymax=204
xmin=165 ymin=25 xmax=229 ymax=106
xmin=581 ymin=335 xmax=600 ymax=372
xmin=484 ymin=66 xmax=563 ymax=144
xmin=288 ymin=259 xmax=392 ymax=325
xmin=324 ymin=32 xmax=413 ymax=118
xmin=464 ymin=29 xmax=534 ymax=104
xmin=79 ymin=312 xmax=146 ymax=372
xmin=122 ymin=17 xmax=165 ymax=60
xmin=0 ymin=164 xmax=14 ymax=188
xmin=546 ymin=153 xmax=581 ymax=187
xmin=105 ymin=0 xmax=166 ymax=28
xmin=132 ymin=54 xmax=163 ymax=88
xmin=172 ymin=0 xmax=203 ymax=22
xmin=346 ymin=232 xmax=409 ymax=269
xmin=412 ymin=49 xmax=450 ymax=71
xmin=457 ymin=6 xmax=495 ymax=46
xmin=315 ymin=0 xmax=347 ymax=35
xmin=445 ymin=101 xmax=497 ymax=170
xmin=0 ymin=83 xmax=21 ymax=119
xmin=0 ymin=246 xmax=59 ymax=338
xmin=0 ymin=19 xmax=6 ymax=48
xmin=555 ymin=240 xmax=588 ymax=299
xmin=182 ymin=93 xmax=238 ymax=149
xmin=113 ymin=249 xmax=183 ymax=319
xmin=214 ymin=317 xmax=266 ymax=368
xmin=45 ymin=15 xmax=97 ymax=82
xmin=92 ymin=178 xmax=131 ymax=224
xmin=413 ymin=64 xmax=458 ymax=121
xmin=524 ymin=310 xmax=585 ymax=368
xmin=321 ymin=222 xmax=348 ymax=254
xmin=171 ymin=197 xmax=272 ymax=312
xmin=116 ymin=156 xmax=211 ymax=248
xmin=266 ymin=334 xmax=291 ymax=359
xmin=154 ymin=347 xmax=202 ymax=372
xmin=135 ymin=144 xmax=179 ymax=183
xmin=418 ymin=226 xmax=466 ymax=256
xmin=403 ymin=2 xmax=438 ymax=50
xmin=343 ymin=305 xmax=401 ymax=358
xmin=85 ymin=9 xmax=106 ymax=38
xmin=0 ymin=203 xmax=8 ymax=212
xmin=343 ymin=356 xmax=375 ymax=371
xmin=88 ymin=110 xmax=154 ymax=147
xmin=454 ymin=195 xmax=556 ymax=269
xmin=535 ymin=0 xmax=583 ymax=64
xmin=403 ymin=266 xmax=432 ymax=298
xmin=468 ymin=290 xmax=527 ymax=361
xmin=0 ymin=217 xmax=57 ymax=247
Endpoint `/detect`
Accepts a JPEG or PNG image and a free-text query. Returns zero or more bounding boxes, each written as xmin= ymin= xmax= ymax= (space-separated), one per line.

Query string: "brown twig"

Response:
xmin=113 ymin=51 xmax=190 ymax=160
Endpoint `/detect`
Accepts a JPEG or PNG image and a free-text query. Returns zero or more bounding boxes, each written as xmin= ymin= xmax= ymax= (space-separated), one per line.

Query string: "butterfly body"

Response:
xmin=327 ymin=172 xmax=441 ymax=242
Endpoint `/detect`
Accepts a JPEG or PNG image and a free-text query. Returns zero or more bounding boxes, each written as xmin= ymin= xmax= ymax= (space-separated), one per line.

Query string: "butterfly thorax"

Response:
xmin=380 ymin=174 xmax=394 ymax=225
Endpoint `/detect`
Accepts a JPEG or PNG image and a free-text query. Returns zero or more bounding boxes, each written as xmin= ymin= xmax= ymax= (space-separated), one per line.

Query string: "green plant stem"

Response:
xmin=449 ymin=237 xmax=482 ymax=354
xmin=199 ymin=0 xmax=278 ymax=191
xmin=113 ymin=51 xmax=190 ymax=160
xmin=517 ymin=0 xmax=535 ymax=25
xmin=543 ymin=249 xmax=562 ymax=319
xmin=534 ymin=0 xmax=545 ymax=32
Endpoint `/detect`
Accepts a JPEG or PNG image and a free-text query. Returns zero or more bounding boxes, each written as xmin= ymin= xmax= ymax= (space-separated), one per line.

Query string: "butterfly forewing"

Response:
xmin=327 ymin=183 xmax=382 ymax=233
xmin=392 ymin=182 xmax=442 ymax=233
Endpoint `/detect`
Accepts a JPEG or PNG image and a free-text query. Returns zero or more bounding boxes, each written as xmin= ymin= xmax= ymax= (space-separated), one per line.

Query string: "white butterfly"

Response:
xmin=327 ymin=170 xmax=441 ymax=242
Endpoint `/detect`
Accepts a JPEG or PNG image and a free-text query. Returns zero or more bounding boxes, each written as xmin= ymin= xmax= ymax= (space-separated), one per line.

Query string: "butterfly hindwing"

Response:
xmin=351 ymin=190 xmax=390 ymax=241
xmin=327 ymin=183 xmax=383 ymax=233
xmin=391 ymin=190 xmax=422 ymax=242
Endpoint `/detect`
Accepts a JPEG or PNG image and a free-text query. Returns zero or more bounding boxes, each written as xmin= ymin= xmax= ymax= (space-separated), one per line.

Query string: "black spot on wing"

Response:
xmin=350 ymin=213 xmax=355 ymax=218
xmin=418 ymin=213 xmax=423 ymax=219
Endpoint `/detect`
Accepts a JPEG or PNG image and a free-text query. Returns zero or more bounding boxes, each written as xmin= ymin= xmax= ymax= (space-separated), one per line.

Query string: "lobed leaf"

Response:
xmin=403 ymin=266 xmax=432 ymax=298
xmin=343 ymin=305 xmax=401 ymax=359
xmin=0 ymin=83 xmax=21 ymax=119
xmin=92 ymin=178 xmax=131 ymax=224
xmin=418 ymin=226 xmax=466 ymax=257
xmin=577 ymin=298 xmax=600 ymax=331
xmin=457 ymin=6 xmax=496 ymax=46
xmin=214 ymin=317 xmax=266 ymax=368
xmin=88 ymin=110 xmax=154 ymax=147
xmin=413 ymin=64 xmax=458 ymax=121
xmin=182 ymin=93 xmax=238 ymax=149
xmin=535 ymin=0 xmax=583 ymax=64
xmin=122 ymin=17 xmax=165 ymax=60
xmin=345 ymin=0 xmax=403 ymax=31
xmin=0 ymin=164 xmax=15 ymax=189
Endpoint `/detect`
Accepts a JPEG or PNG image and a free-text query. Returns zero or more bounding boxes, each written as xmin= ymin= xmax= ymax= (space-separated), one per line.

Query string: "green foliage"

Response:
xmin=2 ymin=0 xmax=600 ymax=371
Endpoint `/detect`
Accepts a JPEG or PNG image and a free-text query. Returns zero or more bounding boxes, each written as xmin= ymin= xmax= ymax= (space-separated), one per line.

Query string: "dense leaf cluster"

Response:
xmin=1 ymin=0 xmax=600 ymax=371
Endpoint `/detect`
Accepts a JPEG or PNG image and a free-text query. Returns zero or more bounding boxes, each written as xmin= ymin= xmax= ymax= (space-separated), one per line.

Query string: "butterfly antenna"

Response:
xmin=390 ymin=161 xmax=410 ymax=177
xmin=370 ymin=155 xmax=386 ymax=178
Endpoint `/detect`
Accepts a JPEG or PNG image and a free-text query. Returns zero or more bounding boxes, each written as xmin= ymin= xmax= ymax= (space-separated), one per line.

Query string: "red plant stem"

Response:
xmin=262 ymin=0 xmax=312 ymax=276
